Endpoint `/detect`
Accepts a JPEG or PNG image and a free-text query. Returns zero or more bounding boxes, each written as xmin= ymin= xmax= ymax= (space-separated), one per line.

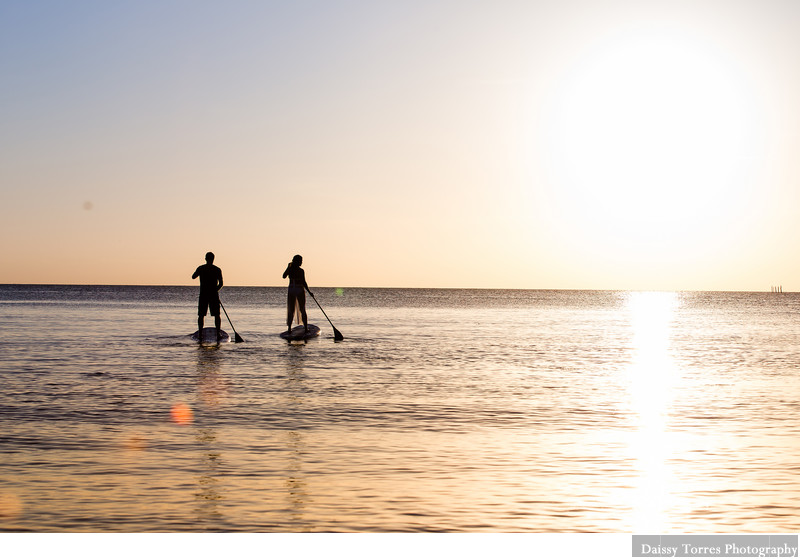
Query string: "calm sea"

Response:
xmin=0 ymin=285 xmax=798 ymax=533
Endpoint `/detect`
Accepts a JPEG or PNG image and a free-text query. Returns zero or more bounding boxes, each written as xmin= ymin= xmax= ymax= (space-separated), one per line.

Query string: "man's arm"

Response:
xmin=217 ymin=269 xmax=224 ymax=291
xmin=192 ymin=266 xmax=200 ymax=280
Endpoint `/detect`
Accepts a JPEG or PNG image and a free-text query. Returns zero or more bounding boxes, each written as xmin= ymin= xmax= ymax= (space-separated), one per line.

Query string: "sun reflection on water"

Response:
xmin=625 ymin=291 xmax=681 ymax=532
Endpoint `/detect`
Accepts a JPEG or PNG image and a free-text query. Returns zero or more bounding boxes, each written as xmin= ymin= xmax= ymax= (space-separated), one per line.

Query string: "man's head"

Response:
xmin=205 ymin=252 xmax=215 ymax=264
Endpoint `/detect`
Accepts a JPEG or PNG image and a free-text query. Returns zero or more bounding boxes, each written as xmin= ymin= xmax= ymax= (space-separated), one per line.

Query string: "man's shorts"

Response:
xmin=198 ymin=293 xmax=220 ymax=317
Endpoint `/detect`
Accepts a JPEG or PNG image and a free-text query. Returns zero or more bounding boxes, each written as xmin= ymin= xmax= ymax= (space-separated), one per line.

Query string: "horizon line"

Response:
xmin=0 ymin=282 xmax=792 ymax=294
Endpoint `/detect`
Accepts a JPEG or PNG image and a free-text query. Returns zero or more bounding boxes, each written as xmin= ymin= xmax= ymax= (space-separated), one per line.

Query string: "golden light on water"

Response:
xmin=0 ymin=492 xmax=23 ymax=519
xmin=624 ymin=291 xmax=680 ymax=532
xmin=122 ymin=433 xmax=148 ymax=452
xmin=197 ymin=349 xmax=228 ymax=409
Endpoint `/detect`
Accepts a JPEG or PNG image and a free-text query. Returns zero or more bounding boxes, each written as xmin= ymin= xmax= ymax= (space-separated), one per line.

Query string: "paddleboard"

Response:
xmin=280 ymin=324 xmax=321 ymax=341
xmin=190 ymin=327 xmax=230 ymax=343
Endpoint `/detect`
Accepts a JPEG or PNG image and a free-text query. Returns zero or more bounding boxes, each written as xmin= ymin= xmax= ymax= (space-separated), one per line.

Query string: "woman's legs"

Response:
xmin=297 ymin=291 xmax=308 ymax=332
xmin=286 ymin=292 xmax=297 ymax=330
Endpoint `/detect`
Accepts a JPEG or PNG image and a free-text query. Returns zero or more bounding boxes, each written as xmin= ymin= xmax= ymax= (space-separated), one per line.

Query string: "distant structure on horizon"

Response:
xmin=770 ymin=285 xmax=784 ymax=293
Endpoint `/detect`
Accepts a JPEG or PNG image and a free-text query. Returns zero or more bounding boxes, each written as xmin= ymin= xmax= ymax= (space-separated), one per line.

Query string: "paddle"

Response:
xmin=219 ymin=300 xmax=244 ymax=343
xmin=309 ymin=291 xmax=344 ymax=341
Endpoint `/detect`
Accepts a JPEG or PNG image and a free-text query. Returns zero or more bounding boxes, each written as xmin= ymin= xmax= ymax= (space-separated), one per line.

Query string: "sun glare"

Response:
xmin=545 ymin=27 xmax=760 ymax=257
xmin=625 ymin=291 xmax=680 ymax=531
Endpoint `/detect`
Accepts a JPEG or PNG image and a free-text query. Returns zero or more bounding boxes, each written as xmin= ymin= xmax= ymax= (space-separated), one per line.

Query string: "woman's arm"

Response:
xmin=300 ymin=269 xmax=312 ymax=295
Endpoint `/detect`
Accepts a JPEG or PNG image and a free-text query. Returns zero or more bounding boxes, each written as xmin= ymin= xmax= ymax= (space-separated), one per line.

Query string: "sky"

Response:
xmin=2 ymin=0 xmax=799 ymax=290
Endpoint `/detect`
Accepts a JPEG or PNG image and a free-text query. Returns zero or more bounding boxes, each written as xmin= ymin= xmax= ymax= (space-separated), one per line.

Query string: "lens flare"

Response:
xmin=171 ymin=403 xmax=194 ymax=425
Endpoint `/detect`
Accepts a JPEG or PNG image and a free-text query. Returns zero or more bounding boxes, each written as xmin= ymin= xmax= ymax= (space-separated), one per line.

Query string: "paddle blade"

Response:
xmin=234 ymin=332 xmax=245 ymax=343
xmin=333 ymin=327 xmax=344 ymax=341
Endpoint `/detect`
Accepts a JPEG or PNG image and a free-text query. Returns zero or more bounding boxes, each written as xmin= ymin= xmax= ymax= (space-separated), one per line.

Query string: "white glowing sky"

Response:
xmin=2 ymin=1 xmax=799 ymax=289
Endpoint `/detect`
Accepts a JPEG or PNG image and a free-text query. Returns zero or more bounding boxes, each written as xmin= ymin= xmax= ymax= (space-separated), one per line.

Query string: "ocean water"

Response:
xmin=0 ymin=285 xmax=798 ymax=533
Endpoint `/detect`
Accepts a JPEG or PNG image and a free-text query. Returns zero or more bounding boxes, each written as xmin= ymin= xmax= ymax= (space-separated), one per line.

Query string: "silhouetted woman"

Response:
xmin=283 ymin=255 xmax=313 ymax=335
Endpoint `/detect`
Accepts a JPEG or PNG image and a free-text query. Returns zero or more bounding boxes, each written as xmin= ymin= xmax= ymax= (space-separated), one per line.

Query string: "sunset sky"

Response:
xmin=2 ymin=0 xmax=799 ymax=290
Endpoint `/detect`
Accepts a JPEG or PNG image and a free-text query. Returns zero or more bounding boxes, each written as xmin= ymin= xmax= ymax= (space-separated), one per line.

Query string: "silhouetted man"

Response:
xmin=192 ymin=252 xmax=223 ymax=340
